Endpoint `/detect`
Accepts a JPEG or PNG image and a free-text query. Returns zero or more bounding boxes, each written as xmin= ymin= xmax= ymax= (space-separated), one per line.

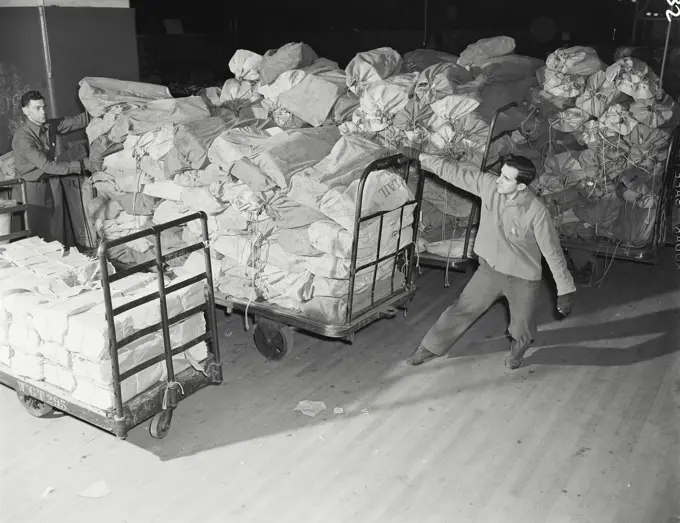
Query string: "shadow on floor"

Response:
xmin=123 ymin=252 xmax=680 ymax=460
xmin=456 ymin=308 xmax=678 ymax=367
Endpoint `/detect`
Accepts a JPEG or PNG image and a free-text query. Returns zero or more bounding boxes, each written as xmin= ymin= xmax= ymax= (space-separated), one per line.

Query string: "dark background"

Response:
xmin=1 ymin=0 xmax=678 ymax=154
xmin=131 ymin=0 xmax=666 ymax=88
xmin=0 ymin=7 xmax=139 ymax=156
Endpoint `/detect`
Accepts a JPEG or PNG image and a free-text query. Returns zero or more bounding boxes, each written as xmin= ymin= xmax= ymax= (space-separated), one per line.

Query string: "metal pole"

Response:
xmin=632 ymin=0 xmax=652 ymax=45
xmin=659 ymin=19 xmax=674 ymax=91
xmin=98 ymin=242 xmax=127 ymax=438
xmin=38 ymin=1 xmax=58 ymax=117
xmin=423 ymin=0 xmax=429 ymax=47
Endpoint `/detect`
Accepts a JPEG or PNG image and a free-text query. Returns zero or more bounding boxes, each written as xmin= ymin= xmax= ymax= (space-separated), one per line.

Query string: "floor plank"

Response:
xmin=1 ymin=253 xmax=678 ymax=523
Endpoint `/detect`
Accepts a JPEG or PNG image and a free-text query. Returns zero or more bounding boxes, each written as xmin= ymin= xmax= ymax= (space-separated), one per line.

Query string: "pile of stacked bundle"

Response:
xmin=78 ymin=44 xmax=419 ymax=325
xmin=80 ymin=77 xmax=209 ymax=264
xmin=519 ymin=47 xmax=679 ymax=247
xmin=81 ymin=75 xmax=278 ymax=266
xmin=334 ymin=38 xmax=544 ymax=260
xmin=80 ymin=39 xmax=570 ymax=323
xmin=187 ymin=116 xmax=416 ymax=324
xmin=180 ymin=41 xmax=546 ymax=318
xmin=0 ymin=236 xmax=208 ymax=411
xmin=216 ymin=44 xmax=356 ymax=129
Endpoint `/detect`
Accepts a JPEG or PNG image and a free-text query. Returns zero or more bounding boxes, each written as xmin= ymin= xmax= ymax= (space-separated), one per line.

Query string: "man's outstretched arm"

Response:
xmin=53 ymin=112 xmax=89 ymax=134
xmin=405 ymin=148 xmax=497 ymax=197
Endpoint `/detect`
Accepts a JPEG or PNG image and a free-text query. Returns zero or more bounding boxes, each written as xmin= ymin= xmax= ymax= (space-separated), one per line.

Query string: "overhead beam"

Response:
xmin=0 ymin=0 xmax=129 ymax=7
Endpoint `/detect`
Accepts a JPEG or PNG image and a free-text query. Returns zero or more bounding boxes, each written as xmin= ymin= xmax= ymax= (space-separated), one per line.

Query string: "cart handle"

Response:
xmin=364 ymin=153 xmax=412 ymax=173
xmin=97 ymin=211 xmax=208 ymax=254
xmin=481 ymin=101 xmax=518 ymax=173
xmin=0 ymin=178 xmax=26 ymax=190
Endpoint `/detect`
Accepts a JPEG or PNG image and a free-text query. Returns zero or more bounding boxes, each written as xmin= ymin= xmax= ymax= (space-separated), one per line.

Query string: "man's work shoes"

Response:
xmin=505 ymin=343 xmax=529 ymax=370
xmin=407 ymin=346 xmax=440 ymax=366
xmin=505 ymin=355 xmax=523 ymax=370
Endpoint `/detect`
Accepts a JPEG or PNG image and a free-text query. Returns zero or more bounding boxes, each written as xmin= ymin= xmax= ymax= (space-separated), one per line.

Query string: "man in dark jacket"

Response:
xmin=12 ymin=90 xmax=100 ymax=247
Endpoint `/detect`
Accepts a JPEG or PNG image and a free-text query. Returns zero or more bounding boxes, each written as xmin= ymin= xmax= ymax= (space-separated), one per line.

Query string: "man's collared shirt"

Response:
xmin=12 ymin=113 xmax=88 ymax=182
xmin=421 ymin=154 xmax=576 ymax=296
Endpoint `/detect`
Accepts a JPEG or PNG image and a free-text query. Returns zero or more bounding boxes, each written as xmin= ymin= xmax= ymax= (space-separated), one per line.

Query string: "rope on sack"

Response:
xmin=401 ymin=248 xmax=410 ymax=283
xmin=132 ymin=158 xmax=145 ymax=228
xmin=519 ymin=106 xmax=541 ymax=147
xmin=441 ymin=189 xmax=448 ymax=242
xmin=414 ymin=203 xmax=422 ymax=274
xmin=555 ymin=199 xmax=566 ymax=239
xmin=620 ymin=181 xmax=650 ymax=251
xmin=243 ymin=208 xmax=263 ymax=332
xmin=583 ymin=241 xmax=621 ymax=288
xmin=541 ymin=125 xmax=568 ymax=179
xmin=598 ymin=127 xmax=656 ymax=237
xmin=444 ymin=219 xmax=458 ymax=289
xmin=644 ymin=161 xmax=662 ymax=226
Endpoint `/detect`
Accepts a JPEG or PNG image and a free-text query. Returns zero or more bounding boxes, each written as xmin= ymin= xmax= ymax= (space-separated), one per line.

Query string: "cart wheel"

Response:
xmin=149 ymin=409 xmax=172 ymax=439
xmin=253 ymin=322 xmax=294 ymax=360
xmin=16 ymin=392 xmax=53 ymax=418
xmin=567 ymin=250 xmax=603 ymax=285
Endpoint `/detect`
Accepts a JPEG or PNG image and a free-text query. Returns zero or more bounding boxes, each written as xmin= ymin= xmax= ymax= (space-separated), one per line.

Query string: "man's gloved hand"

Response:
xmin=557 ymin=292 xmax=575 ymax=316
xmin=82 ymin=158 xmax=103 ymax=174
xmin=401 ymin=146 xmax=421 ymax=162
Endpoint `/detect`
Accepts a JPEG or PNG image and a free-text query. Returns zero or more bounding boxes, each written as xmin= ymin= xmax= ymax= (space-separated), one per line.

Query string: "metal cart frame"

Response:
xmin=215 ymin=154 xmax=425 ymax=360
xmin=415 ymin=102 xmax=519 ymax=272
xmin=0 ymin=205 xmax=223 ymax=439
xmin=561 ymin=129 xmax=679 ymax=281
xmin=0 ymin=178 xmax=30 ymax=243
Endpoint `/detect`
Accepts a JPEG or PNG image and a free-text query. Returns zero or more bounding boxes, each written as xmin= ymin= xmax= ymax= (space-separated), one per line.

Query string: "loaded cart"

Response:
xmin=561 ymin=129 xmax=680 ymax=282
xmin=215 ymin=154 xmax=425 ymax=360
xmin=410 ymin=100 xmax=680 ymax=285
xmin=0 ymin=206 xmax=223 ymax=440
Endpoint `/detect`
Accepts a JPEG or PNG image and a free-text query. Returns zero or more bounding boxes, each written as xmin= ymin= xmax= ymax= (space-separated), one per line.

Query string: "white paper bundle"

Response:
xmin=43 ymin=362 xmax=76 ymax=392
xmin=38 ymin=342 xmax=72 ymax=368
xmin=0 ymin=345 xmax=12 ymax=366
xmin=10 ymin=349 xmax=44 ymax=380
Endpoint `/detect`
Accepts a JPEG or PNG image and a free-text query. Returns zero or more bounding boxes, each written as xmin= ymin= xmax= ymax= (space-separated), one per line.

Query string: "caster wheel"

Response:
xmin=567 ymin=250 xmax=603 ymax=285
xmin=17 ymin=392 xmax=53 ymax=418
xmin=253 ymin=321 xmax=294 ymax=360
xmin=149 ymin=409 xmax=173 ymax=439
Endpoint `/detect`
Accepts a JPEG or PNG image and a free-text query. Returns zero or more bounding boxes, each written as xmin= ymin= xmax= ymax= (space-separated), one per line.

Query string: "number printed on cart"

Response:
xmin=16 ymin=381 xmax=67 ymax=410
xmin=668 ymin=0 xmax=680 ymax=22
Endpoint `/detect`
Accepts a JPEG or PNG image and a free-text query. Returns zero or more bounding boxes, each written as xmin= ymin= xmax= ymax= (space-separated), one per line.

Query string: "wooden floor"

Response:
xmin=1 ymin=252 xmax=679 ymax=523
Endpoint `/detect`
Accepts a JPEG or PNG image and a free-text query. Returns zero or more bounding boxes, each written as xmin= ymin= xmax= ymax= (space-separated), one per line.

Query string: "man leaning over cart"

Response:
xmin=12 ymin=90 xmax=101 ymax=247
xmin=402 ymin=149 xmax=576 ymax=370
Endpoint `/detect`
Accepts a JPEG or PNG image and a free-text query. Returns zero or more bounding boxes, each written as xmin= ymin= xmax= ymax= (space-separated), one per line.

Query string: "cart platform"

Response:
xmin=1 ymin=356 xmax=219 ymax=434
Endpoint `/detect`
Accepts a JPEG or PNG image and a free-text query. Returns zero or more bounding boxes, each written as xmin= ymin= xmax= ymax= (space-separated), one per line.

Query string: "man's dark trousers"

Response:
xmin=24 ymin=174 xmax=88 ymax=248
